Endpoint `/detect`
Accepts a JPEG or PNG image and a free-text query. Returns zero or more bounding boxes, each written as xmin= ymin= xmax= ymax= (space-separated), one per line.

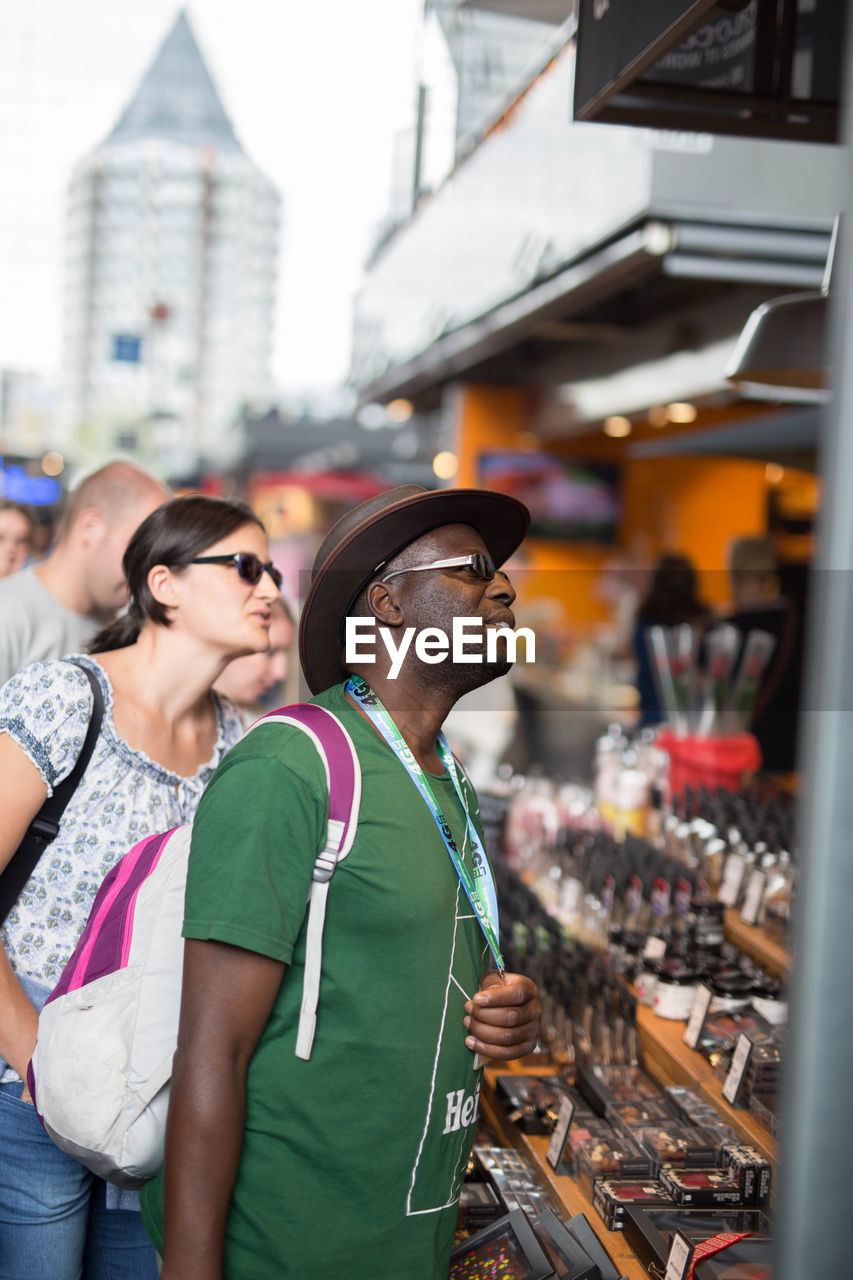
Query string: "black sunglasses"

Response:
xmin=189 ymin=553 xmax=282 ymax=591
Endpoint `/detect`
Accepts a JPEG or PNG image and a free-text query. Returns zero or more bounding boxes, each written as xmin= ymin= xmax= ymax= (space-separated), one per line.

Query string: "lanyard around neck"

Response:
xmin=345 ymin=675 xmax=504 ymax=971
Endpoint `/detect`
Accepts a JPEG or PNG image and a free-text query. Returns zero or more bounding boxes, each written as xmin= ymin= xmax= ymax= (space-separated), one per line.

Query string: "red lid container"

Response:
xmin=657 ymin=730 xmax=762 ymax=796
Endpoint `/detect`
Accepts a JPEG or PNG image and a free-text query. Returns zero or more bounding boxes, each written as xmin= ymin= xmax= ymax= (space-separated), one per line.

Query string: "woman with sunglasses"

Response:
xmin=0 ymin=495 xmax=281 ymax=1280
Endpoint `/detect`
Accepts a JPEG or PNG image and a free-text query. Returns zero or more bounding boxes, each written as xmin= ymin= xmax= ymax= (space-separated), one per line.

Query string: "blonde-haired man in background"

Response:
xmin=0 ymin=462 xmax=168 ymax=685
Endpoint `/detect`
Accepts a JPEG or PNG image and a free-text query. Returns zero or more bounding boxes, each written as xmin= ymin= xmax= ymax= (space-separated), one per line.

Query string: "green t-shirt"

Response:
xmin=140 ymin=683 xmax=491 ymax=1279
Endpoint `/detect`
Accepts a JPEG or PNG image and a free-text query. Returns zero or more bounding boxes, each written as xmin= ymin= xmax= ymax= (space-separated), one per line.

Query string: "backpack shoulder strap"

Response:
xmin=0 ymin=660 xmax=104 ymax=926
xmin=243 ymin=704 xmax=361 ymax=1059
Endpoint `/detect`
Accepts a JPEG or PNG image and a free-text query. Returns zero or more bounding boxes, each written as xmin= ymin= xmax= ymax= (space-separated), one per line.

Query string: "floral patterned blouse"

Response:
xmin=0 ymin=654 xmax=244 ymax=1080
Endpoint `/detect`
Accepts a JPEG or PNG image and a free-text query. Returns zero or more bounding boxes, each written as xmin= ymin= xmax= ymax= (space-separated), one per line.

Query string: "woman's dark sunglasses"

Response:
xmin=189 ymin=552 xmax=282 ymax=591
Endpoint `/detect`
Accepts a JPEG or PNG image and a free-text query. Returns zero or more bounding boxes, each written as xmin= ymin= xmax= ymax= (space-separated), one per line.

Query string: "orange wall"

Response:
xmin=620 ymin=456 xmax=768 ymax=605
xmin=453 ymin=386 xmax=613 ymax=638
xmin=453 ymin=384 xmax=771 ymax=634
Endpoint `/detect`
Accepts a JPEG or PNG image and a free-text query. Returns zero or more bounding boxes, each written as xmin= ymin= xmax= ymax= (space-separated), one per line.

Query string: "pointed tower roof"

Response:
xmin=106 ymin=10 xmax=242 ymax=152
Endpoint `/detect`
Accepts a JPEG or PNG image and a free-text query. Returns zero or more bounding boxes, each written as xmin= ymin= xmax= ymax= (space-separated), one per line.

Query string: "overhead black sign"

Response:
xmin=574 ymin=0 xmax=719 ymax=121
xmin=573 ymin=0 xmax=843 ymax=143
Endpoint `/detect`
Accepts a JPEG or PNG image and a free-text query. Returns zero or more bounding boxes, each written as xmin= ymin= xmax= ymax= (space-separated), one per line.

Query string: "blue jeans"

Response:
xmin=0 ymin=1081 xmax=159 ymax=1280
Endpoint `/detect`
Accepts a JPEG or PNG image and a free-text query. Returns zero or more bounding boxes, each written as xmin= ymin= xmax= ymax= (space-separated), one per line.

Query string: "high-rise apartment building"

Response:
xmin=61 ymin=10 xmax=281 ymax=469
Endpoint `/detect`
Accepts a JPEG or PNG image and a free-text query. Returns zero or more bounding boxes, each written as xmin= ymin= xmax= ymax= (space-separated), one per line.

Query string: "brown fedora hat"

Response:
xmin=298 ymin=484 xmax=530 ymax=694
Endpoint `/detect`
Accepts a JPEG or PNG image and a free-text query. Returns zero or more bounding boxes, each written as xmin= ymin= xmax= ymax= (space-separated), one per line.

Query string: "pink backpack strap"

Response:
xmin=245 ymin=705 xmax=361 ymax=1058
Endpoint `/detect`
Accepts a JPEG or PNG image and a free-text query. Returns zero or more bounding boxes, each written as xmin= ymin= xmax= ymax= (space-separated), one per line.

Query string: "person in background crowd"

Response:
xmin=633 ymin=553 xmax=710 ymax=726
xmin=214 ymin=594 xmax=295 ymax=726
xmin=0 ymin=461 xmax=168 ymax=684
xmin=141 ymin=484 xmax=542 ymax=1280
xmin=30 ymin=509 xmax=57 ymax=561
xmin=715 ymin=535 xmax=804 ymax=772
xmin=0 ymin=495 xmax=282 ymax=1280
xmin=0 ymin=501 xmax=34 ymax=578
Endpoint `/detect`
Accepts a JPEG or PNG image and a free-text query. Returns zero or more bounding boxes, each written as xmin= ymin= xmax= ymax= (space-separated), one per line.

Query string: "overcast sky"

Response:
xmin=0 ymin=0 xmax=424 ymax=397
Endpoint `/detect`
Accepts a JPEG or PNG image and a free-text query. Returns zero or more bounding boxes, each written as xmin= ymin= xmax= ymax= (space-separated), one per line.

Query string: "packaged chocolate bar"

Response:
xmin=721 ymin=1144 xmax=773 ymax=1209
xmin=659 ymin=1164 xmax=745 ymax=1207
xmin=691 ymin=1114 xmax=742 ymax=1151
xmin=577 ymin=1063 xmax=662 ymax=1116
xmin=494 ymin=1073 xmax=575 ymax=1135
xmin=635 ymin=1122 xmax=719 ymax=1169
xmin=575 ymin=1130 xmax=655 ymax=1197
xmin=529 ymin=1209 xmax=607 ymax=1280
xmin=448 ymin=1209 xmax=554 ymax=1280
xmin=592 ymin=1177 xmax=674 ymax=1231
xmin=564 ymin=1213 xmax=622 ymax=1280
xmin=606 ymin=1098 xmax=673 ymax=1132
xmin=697 ymin=1009 xmax=775 ymax=1069
xmin=718 ymin=1145 xmax=755 ymax=1204
xmin=664 ymin=1086 xmax=707 ymax=1123
xmin=622 ymin=1205 xmax=772 ymax=1275
xmin=558 ymin=1118 xmax=613 ymax=1177
xmin=457 ymin=1180 xmax=504 ymax=1230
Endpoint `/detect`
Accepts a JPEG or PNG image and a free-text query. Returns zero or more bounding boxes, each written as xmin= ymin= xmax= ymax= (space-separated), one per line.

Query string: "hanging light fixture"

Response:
xmin=725 ymin=218 xmax=837 ymax=403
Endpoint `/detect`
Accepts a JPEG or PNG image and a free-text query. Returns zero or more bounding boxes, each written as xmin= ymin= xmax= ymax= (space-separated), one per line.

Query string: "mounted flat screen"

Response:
xmin=478 ymin=451 xmax=621 ymax=543
xmin=574 ymin=0 xmax=843 ymax=142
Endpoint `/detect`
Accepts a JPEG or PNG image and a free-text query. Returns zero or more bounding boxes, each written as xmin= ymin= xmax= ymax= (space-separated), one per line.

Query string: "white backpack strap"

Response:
xmin=245 ymin=705 xmax=361 ymax=1060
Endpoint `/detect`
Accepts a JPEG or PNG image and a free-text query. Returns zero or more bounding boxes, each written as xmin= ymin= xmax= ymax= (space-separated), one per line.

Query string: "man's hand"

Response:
xmin=463 ymin=971 xmax=541 ymax=1061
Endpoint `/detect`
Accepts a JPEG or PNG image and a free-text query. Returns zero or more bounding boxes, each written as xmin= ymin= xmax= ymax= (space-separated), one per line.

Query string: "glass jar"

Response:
xmin=710 ymin=968 xmax=755 ymax=1014
xmin=653 ymin=961 xmax=699 ymax=1021
xmin=751 ymin=976 xmax=788 ymax=1026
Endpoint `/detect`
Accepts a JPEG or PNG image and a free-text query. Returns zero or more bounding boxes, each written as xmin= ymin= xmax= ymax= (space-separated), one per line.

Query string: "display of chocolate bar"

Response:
xmin=592 ymin=1177 xmax=674 ymax=1230
xmin=494 ymin=1073 xmax=576 ymax=1135
xmin=696 ymin=1009 xmax=775 ymax=1069
xmin=721 ymin=1144 xmax=773 ymax=1208
xmin=622 ymin=1204 xmax=772 ymax=1276
xmin=572 ymin=1123 xmax=654 ymax=1190
xmin=529 ymin=1210 xmax=608 ymax=1280
xmin=448 ymin=1209 xmax=554 ymax=1280
xmin=659 ymin=1164 xmax=746 ymax=1207
xmin=664 ymin=1086 xmax=707 ymax=1122
xmin=634 ymin=1121 xmax=719 ymax=1169
xmin=749 ymin=1092 xmax=781 ymax=1137
xmin=606 ymin=1098 xmax=674 ymax=1132
xmin=457 ymin=1180 xmax=504 ymax=1230
xmin=564 ymin=1212 xmax=623 ymax=1280
xmin=556 ymin=1118 xmax=621 ymax=1176
xmin=577 ymin=1063 xmax=663 ymax=1116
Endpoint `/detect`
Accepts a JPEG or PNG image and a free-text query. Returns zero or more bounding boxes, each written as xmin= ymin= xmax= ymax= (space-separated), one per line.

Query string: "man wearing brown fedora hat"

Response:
xmin=143 ymin=486 xmax=542 ymax=1280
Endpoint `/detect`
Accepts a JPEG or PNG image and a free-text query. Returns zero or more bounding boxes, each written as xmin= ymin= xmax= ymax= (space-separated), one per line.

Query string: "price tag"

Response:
xmin=723 ymin=1032 xmax=754 ymax=1106
xmin=664 ymin=1230 xmax=694 ymax=1280
xmin=740 ymin=869 xmax=768 ymax=926
xmin=643 ymin=934 xmax=668 ymax=962
xmin=718 ymin=852 xmax=747 ymax=907
xmin=546 ymin=1095 xmax=575 ymax=1170
xmin=683 ymin=983 xmax=713 ymax=1050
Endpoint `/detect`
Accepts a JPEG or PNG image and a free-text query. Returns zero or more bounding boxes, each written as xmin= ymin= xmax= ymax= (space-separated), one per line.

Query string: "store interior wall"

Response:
xmin=451 ymin=383 xmax=811 ymax=635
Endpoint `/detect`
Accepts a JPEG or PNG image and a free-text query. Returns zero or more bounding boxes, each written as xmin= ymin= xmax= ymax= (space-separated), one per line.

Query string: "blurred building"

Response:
xmin=0 ymin=369 xmax=56 ymax=458
xmin=60 ymin=9 xmax=281 ymax=471
xmin=237 ymin=403 xmax=447 ymax=490
xmin=350 ymin=2 xmax=841 ymax=720
xmin=369 ymin=0 xmax=557 ymax=263
xmin=428 ymin=0 xmax=557 ymax=158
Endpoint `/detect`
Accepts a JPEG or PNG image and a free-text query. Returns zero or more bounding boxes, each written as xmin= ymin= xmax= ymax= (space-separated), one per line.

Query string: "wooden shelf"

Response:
xmin=480 ymin=1071 xmax=648 ymax=1280
xmin=477 ymin=998 xmax=777 ymax=1278
xmin=723 ymin=909 xmax=791 ymax=979
xmin=635 ymin=1005 xmax=776 ymax=1165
